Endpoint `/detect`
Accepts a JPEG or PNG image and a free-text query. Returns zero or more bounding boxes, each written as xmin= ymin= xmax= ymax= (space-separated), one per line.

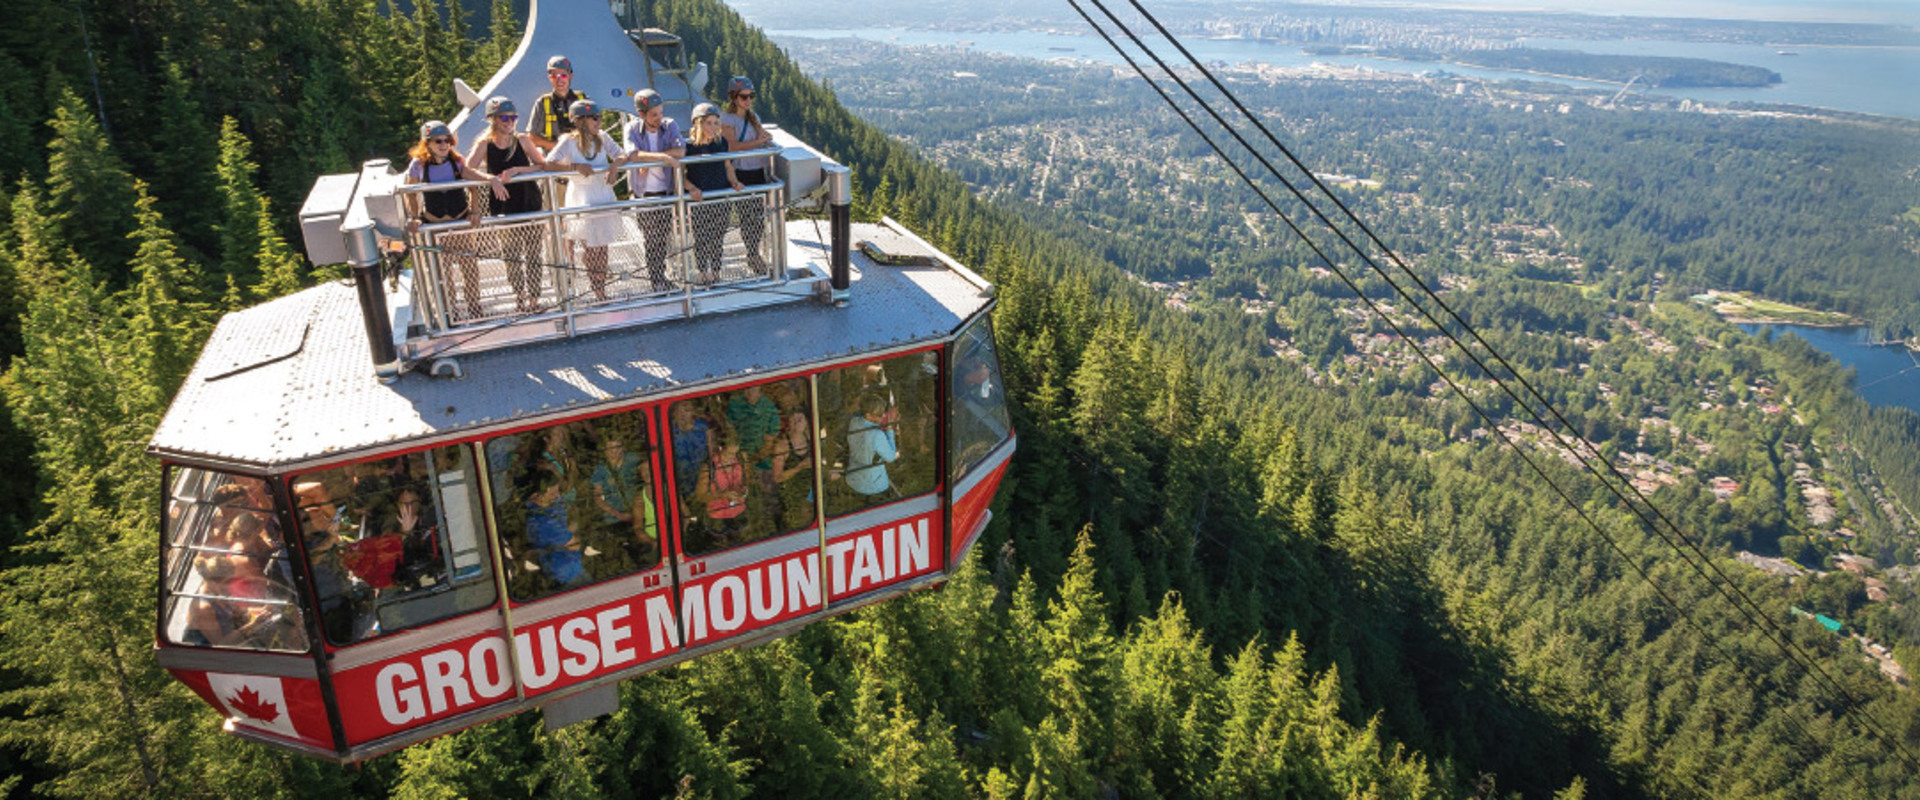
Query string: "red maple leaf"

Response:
xmin=227 ymin=685 xmax=281 ymax=724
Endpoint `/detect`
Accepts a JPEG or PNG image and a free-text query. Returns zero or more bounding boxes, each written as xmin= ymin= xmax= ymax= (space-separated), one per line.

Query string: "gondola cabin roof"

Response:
xmin=148 ymin=221 xmax=992 ymax=470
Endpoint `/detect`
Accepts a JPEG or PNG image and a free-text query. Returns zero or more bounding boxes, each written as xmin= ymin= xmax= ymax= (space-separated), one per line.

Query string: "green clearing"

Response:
xmin=1700 ymin=291 xmax=1857 ymax=326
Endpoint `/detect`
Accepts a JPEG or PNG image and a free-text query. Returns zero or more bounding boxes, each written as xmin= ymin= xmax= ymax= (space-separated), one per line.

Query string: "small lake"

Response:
xmin=771 ymin=28 xmax=1920 ymax=120
xmin=1740 ymin=324 xmax=1920 ymax=414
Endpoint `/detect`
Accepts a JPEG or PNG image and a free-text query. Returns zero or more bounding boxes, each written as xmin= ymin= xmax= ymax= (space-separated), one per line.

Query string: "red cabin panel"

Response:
xmin=826 ymin=506 xmax=944 ymax=602
xmin=332 ymin=584 xmax=678 ymax=745
xmin=949 ymin=454 xmax=1010 ymax=563
xmin=676 ymin=544 xmax=825 ymax=648
xmin=171 ymin=668 xmax=332 ymax=749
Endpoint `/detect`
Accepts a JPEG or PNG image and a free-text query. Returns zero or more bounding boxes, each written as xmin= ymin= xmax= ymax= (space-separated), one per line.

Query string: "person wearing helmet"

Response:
xmin=719 ymin=76 xmax=773 ymax=272
xmin=403 ymin=120 xmax=504 ymax=320
xmin=528 ymin=55 xmax=583 ymax=152
xmin=542 ymin=98 xmax=627 ymax=302
xmin=623 ymin=89 xmax=687 ymax=292
xmin=683 ymin=102 xmax=744 ymax=284
xmin=466 ymin=96 xmax=551 ymax=313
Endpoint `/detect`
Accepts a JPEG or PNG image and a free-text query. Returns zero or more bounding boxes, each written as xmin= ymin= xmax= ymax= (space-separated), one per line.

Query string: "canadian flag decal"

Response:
xmin=207 ymin=673 xmax=298 ymax=739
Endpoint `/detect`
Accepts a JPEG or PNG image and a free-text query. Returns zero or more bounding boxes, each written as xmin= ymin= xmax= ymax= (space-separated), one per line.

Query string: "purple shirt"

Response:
xmin=624 ymin=118 xmax=686 ymax=194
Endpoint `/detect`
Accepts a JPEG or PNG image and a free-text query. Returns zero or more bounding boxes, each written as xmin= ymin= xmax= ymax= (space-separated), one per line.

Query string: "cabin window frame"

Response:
xmin=286 ymin=442 xmax=502 ymax=648
xmin=156 ymin=464 xmax=312 ymax=654
xmin=483 ymin=405 xmax=672 ymax=605
xmin=948 ymin=314 xmax=1013 ymax=481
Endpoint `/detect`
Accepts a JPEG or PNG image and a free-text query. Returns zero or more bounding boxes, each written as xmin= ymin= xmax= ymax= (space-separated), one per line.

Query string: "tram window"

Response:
xmin=670 ymin=378 xmax=817 ymax=557
xmin=951 ymin=319 xmax=1013 ymax=477
xmin=292 ymin=446 xmax=496 ymax=645
xmin=818 ymin=353 xmax=939 ymax=517
xmin=487 ymin=413 xmax=664 ymax=602
xmin=160 ymin=469 xmax=308 ymax=652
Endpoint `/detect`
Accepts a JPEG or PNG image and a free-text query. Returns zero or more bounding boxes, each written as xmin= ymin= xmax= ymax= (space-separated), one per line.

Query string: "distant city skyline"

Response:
xmin=1316 ymin=0 xmax=1920 ymax=25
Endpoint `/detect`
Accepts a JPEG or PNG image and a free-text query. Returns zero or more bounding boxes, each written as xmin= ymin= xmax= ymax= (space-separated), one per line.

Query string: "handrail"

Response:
xmin=398 ymin=147 xmax=790 ymax=343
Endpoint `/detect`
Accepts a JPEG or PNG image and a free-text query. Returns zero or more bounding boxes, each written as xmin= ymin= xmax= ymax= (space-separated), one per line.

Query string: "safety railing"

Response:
xmin=396 ymin=147 xmax=787 ymax=337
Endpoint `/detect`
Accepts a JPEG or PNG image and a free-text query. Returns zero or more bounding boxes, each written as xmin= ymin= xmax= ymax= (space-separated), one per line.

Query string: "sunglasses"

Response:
xmin=428 ymin=136 xmax=453 ymax=144
xmin=549 ymin=71 xmax=571 ymax=78
xmin=736 ymin=92 xmax=756 ymax=100
xmin=495 ymin=114 xmax=518 ymax=122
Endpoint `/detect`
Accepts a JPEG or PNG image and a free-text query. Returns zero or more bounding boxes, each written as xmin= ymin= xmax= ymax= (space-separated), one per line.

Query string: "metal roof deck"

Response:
xmin=149 ymin=221 xmax=992 ymax=469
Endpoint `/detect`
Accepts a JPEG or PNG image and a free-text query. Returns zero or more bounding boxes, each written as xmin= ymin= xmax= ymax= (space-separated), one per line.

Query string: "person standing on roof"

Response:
xmin=683 ymin=102 xmax=744 ymax=284
xmin=403 ymin=120 xmax=503 ymax=320
xmin=719 ymin=76 xmax=773 ymax=272
xmin=543 ymin=98 xmax=627 ymax=302
xmin=527 ymin=55 xmax=583 ymax=153
xmin=623 ymin=89 xmax=686 ymax=292
xmin=466 ymin=97 xmax=550 ymax=313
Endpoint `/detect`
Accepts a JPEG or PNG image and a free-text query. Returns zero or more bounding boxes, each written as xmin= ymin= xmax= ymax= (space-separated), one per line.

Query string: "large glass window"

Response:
xmin=293 ymin=446 xmax=496 ymax=645
xmin=819 ymin=352 xmax=940 ymax=517
xmin=670 ymin=378 xmax=817 ymax=557
xmin=488 ymin=412 xmax=665 ymax=601
xmin=951 ymin=319 xmax=1013 ymax=477
xmin=161 ymin=469 xmax=308 ymax=652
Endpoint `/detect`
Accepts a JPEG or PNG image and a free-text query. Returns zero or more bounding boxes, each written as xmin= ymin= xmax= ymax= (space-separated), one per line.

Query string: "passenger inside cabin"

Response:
xmin=683 ymin=102 xmax=743 ymax=284
xmin=766 ymin=380 xmax=816 ymax=531
xmin=527 ymin=55 xmax=583 ymax=153
xmin=727 ymin=383 xmax=781 ymax=484
xmin=294 ymin=480 xmax=373 ymax=643
xmin=519 ymin=462 xmax=586 ymax=587
xmin=845 ymin=392 xmax=900 ymax=499
xmin=590 ymin=431 xmax=659 ymax=566
xmin=690 ymin=427 xmax=750 ymax=551
xmin=184 ymin=550 xmax=272 ymax=648
xmin=670 ymin=402 xmax=712 ymax=492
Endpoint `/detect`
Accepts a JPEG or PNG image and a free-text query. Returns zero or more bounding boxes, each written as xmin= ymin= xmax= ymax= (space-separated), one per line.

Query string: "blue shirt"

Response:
xmin=845 ymin=415 xmax=898 ymax=496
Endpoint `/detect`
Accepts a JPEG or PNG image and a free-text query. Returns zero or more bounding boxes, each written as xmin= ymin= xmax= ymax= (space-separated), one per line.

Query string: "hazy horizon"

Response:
xmin=1263 ymin=0 xmax=1920 ymax=26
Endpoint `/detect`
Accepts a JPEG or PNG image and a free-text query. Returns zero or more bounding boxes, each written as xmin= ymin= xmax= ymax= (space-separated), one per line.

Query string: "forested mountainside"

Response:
xmin=0 ymin=1 xmax=1917 ymax=797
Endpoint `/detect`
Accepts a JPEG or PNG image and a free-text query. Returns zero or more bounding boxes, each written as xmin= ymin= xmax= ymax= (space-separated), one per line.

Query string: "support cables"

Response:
xmin=1067 ymin=0 xmax=1919 ymax=774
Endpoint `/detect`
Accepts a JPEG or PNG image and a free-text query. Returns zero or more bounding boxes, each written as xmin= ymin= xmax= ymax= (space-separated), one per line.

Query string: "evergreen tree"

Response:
xmin=122 ymin=180 xmax=207 ymax=404
xmin=148 ymin=61 xmax=220 ymax=257
xmin=43 ymin=89 xmax=134 ymax=278
xmin=213 ymin=117 xmax=266 ymax=290
xmin=251 ymin=195 xmax=309 ymax=303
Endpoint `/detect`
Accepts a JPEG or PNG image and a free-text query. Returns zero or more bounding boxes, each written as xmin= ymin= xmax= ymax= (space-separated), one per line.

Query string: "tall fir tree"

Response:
xmin=43 ymin=89 xmax=135 ymax=279
xmin=213 ymin=117 xmax=266 ymax=291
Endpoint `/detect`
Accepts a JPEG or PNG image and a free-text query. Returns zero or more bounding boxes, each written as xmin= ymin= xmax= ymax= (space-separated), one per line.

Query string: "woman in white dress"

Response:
xmin=543 ymin=98 xmax=628 ymax=301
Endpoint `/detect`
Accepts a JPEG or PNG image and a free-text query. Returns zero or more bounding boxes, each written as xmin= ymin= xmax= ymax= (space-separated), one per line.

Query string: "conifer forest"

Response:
xmin=2 ymin=0 xmax=1919 ymax=797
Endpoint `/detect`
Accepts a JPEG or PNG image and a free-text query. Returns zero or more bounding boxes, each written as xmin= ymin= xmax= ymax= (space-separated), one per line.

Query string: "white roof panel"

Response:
xmin=149 ymin=222 xmax=992 ymax=469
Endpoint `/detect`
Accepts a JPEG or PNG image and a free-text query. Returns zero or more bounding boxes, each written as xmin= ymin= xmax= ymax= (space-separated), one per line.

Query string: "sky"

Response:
xmin=1321 ymin=0 xmax=1920 ymax=25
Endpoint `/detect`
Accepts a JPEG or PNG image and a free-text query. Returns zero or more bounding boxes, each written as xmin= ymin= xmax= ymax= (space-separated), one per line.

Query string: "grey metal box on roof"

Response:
xmin=148 ymin=222 xmax=991 ymax=470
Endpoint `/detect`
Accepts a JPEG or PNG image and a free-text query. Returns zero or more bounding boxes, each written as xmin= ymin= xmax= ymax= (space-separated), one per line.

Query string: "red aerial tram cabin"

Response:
xmin=146 ymin=4 xmax=1013 ymax=763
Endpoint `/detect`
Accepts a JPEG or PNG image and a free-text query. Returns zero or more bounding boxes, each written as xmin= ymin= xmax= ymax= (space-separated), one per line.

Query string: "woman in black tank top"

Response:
xmin=468 ymin=97 xmax=553 ymax=313
xmin=407 ymin=121 xmax=502 ymax=320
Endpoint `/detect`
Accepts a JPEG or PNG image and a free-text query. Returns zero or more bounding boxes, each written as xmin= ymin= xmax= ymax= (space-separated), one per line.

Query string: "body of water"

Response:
xmin=771 ymin=27 xmax=1920 ymax=119
xmin=1740 ymin=324 xmax=1920 ymax=414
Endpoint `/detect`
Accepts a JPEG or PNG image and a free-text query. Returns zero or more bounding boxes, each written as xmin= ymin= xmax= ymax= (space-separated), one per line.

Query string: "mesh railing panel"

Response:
xmin=404 ymin=174 xmax=784 ymax=335
xmin=421 ymin=219 xmax=554 ymax=326
xmin=685 ymin=192 xmax=777 ymax=286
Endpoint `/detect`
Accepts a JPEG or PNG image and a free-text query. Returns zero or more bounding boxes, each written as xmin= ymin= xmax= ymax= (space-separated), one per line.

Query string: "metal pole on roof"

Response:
xmin=344 ymin=219 xmax=401 ymax=383
xmin=825 ymin=164 xmax=851 ymax=306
